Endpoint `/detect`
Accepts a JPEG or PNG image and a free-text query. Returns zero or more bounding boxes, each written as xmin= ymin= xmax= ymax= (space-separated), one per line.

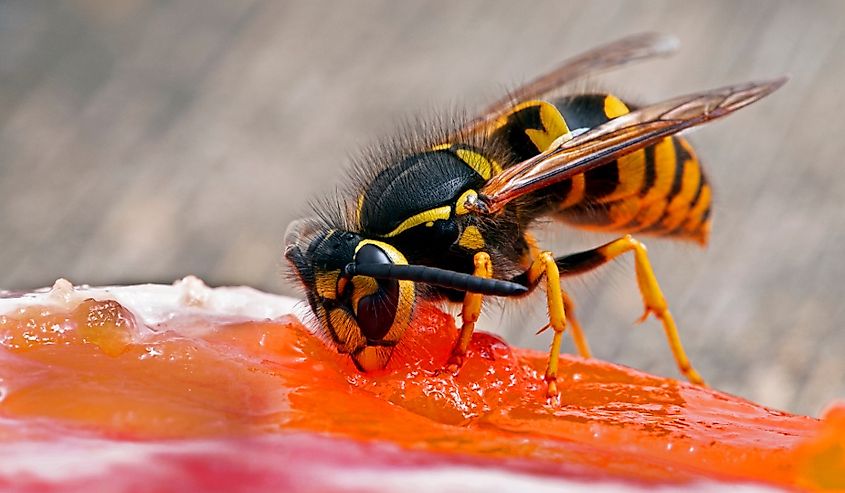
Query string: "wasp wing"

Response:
xmin=468 ymin=78 xmax=787 ymax=215
xmin=459 ymin=32 xmax=679 ymax=138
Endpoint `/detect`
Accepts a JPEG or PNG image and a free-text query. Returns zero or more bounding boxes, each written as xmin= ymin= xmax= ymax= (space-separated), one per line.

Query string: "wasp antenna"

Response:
xmin=344 ymin=263 xmax=527 ymax=297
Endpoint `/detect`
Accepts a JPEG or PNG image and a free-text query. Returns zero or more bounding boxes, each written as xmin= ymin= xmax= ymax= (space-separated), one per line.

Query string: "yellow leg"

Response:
xmin=563 ymin=292 xmax=592 ymax=359
xmin=565 ymin=234 xmax=705 ymax=385
xmin=447 ymin=252 xmax=492 ymax=371
xmin=526 ymin=251 xmax=568 ymax=399
xmin=525 ymin=232 xmax=592 ymax=362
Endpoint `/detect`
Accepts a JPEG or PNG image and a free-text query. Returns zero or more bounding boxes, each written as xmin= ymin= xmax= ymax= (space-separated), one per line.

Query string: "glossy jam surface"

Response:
xmin=0 ymin=289 xmax=842 ymax=492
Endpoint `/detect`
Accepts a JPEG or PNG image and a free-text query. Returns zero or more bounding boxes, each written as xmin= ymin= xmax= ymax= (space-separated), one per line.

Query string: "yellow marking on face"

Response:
xmin=455 ymin=189 xmax=477 ymax=215
xmin=353 ymin=240 xmax=415 ymax=345
xmin=355 ymin=239 xmax=406 ymax=258
xmin=329 ymin=307 xmax=366 ymax=352
xmin=350 ymin=275 xmax=378 ymax=316
xmin=525 ymin=101 xmax=570 ymax=152
xmin=383 ymin=206 xmax=451 ymax=237
xmin=604 ymin=94 xmax=630 ymax=119
xmin=431 ymin=143 xmax=452 ymax=151
xmin=455 ymin=148 xmax=495 ymax=180
xmin=315 ymin=269 xmax=341 ymax=300
xmin=354 ymin=346 xmax=394 ymax=372
xmin=458 ymin=225 xmax=485 ymax=250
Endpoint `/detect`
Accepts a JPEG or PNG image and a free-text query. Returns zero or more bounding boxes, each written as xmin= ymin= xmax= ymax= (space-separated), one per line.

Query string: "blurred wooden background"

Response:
xmin=1 ymin=0 xmax=843 ymax=416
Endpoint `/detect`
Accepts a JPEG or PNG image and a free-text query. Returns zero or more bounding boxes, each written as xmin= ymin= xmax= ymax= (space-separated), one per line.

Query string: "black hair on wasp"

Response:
xmin=286 ymin=110 xmax=515 ymax=255
xmin=344 ymin=109 xmax=552 ymax=223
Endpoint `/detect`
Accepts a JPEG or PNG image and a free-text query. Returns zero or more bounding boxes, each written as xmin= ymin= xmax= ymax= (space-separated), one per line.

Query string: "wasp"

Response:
xmin=285 ymin=33 xmax=785 ymax=398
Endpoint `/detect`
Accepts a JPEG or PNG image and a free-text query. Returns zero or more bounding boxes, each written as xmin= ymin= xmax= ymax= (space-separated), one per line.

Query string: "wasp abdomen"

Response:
xmin=490 ymin=95 xmax=712 ymax=244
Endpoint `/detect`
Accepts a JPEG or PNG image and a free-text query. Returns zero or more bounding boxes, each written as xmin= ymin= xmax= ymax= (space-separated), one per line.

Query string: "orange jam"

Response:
xmin=0 ymin=287 xmax=842 ymax=491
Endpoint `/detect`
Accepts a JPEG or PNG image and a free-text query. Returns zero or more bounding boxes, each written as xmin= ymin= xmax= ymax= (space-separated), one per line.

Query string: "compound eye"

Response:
xmin=353 ymin=243 xmax=399 ymax=341
xmin=355 ymin=243 xmax=392 ymax=266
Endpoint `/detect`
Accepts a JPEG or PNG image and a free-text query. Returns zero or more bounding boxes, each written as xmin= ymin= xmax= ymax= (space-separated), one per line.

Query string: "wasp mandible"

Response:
xmin=285 ymin=33 xmax=786 ymax=398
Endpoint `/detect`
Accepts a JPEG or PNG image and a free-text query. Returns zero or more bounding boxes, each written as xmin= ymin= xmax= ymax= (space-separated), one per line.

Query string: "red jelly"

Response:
xmin=0 ymin=280 xmax=841 ymax=492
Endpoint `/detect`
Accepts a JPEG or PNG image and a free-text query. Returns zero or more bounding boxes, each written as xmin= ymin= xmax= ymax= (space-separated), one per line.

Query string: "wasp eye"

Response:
xmin=353 ymin=243 xmax=399 ymax=341
xmin=356 ymin=243 xmax=392 ymax=266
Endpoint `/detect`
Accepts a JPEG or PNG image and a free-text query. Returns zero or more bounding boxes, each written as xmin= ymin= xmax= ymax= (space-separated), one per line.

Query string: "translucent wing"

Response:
xmin=458 ymin=32 xmax=679 ymax=138
xmin=468 ymin=78 xmax=787 ymax=215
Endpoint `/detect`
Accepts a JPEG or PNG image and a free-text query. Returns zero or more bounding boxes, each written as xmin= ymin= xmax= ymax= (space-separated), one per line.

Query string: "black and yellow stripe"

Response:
xmin=489 ymin=95 xmax=712 ymax=244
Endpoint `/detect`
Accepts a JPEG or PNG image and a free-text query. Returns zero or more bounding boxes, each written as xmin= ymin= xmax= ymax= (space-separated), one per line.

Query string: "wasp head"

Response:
xmin=284 ymin=218 xmax=415 ymax=372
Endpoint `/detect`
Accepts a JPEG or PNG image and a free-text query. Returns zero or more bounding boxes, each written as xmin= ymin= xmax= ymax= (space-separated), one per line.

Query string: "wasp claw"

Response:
xmin=445 ymin=353 xmax=465 ymax=375
xmin=546 ymin=378 xmax=560 ymax=404
xmin=636 ymin=308 xmax=652 ymax=324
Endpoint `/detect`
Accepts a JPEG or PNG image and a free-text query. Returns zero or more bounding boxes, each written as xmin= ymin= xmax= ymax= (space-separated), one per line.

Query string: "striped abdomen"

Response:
xmin=490 ymin=95 xmax=712 ymax=244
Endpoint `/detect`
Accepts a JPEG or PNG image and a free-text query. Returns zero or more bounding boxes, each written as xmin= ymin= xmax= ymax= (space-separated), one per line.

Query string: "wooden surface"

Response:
xmin=1 ymin=0 xmax=843 ymax=415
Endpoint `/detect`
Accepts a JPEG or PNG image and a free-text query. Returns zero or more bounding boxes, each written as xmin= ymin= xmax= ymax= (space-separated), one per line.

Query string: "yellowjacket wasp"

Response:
xmin=285 ymin=33 xmax=785 ymax=398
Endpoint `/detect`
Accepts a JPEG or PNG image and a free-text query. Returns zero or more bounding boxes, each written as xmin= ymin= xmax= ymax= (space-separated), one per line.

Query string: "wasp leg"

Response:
xmin=447 ymin=251 xmax=493 ymax=371
xmin=524 ymin=235 xmax=591 ymax=359
xmin=524 ymin=251 xmax=569 ymax=399
xmin=557 ymin=234 xmax=705 ymax=386
xmin=562 ymin=291 xmax=592 ymax=359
